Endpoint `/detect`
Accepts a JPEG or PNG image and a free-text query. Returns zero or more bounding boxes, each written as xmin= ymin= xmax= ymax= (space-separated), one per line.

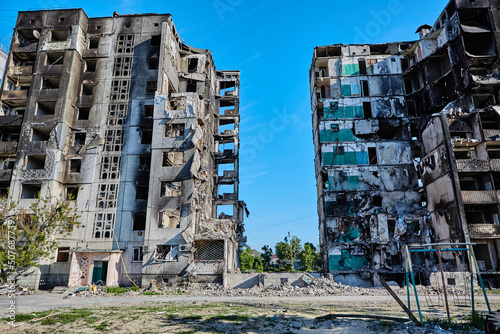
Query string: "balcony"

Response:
xmin=221 ymin=109 xmax=238 ymax=116
xmin=484 ymin=129 xmax=500 ymax=142
xmin=0 ymin=169 xmax=12 ymax=182
xmin=7 ymin=65 xmax=33 ymax=76
xmin=461 ymin=190 xmax=498 ymax=204
xmin=0 ymin=142 xmax=18 ymax=155
xmin=1 ymin=90 xmax=28 ymax=101
xmin=0 ymin=115 xmax=23 ymax=127
xmin=456 ymin=159 xmax=489 ymax=172
xmin=11 ymin=42 xmax=38 ymax=53
xmin=491 ymin=159 xmax=500 ymax=171
xmin=469 ymin=224 xmax=500 ymax=239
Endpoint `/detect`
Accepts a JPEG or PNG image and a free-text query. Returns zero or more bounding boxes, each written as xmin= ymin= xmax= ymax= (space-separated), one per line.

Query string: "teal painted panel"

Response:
xmin=342 ymin=64 xmax=360 ymax=76
xmin=329 ymin=176 xmax=360 ymax=190
xmin=319 ymin=129 xmax=357 ymax=142
xmin=356 ymin=151 xmax=369 ymax=164
xmin=322 ymin=106 xmax=364 ymax=119
xmin=341 ymin=85 xmax=351 ymax=97
xmin=328 ymin=254 xmax=368 ymax=271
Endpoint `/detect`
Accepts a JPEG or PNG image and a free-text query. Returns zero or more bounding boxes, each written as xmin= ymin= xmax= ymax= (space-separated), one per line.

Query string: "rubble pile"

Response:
xmin=0 ymin=284 xmax=32 ymax=296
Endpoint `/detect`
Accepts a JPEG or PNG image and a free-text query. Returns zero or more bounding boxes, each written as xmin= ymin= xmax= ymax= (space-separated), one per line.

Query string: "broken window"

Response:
xmin=144 ymin=105 xmax=154 ymax=118
xmin=186 ymin=79 xmax=197 ymax=92
xmin=81 ymin=82 xmax=94 ymax=96
xmin=56 ymin=247 xmax=70 ymax=262
xmin=46 ymin=53 xmax=64 ymax=65
xmin=146 ymin=81 xmax=157 ymax=95
xmin=41 ymin=77 xmax=60 ymax=90
xmin=363 ymin=102 xmax=371 ymax=118
xmin=148 ymin=57 xmax=159 ymax=70
xmin=66 ymin=186 xmax=78 ymax=200
xmin=133 ymin=213 xmax=146 ymax=231
xmin=89 ymin=38 xmax=99 ymax=49
xmin=138 ymin=156 xmax=151 ymax=171
xmin=188 ymin=58 xmax=198 ymax=73
xmin=135 ymin=185 xmax=149 ymax=200
xmin=373 ymin=195 xmax=382 ymax=207
xmin=51 ymin=30 xmax=69 ymax=42
xmin=133 ymin=247 xmax=144 ymax=262
xmin=217 ymin=205 xmax=233 ymax=218
xmin=74 ymin=132 xmax=86 ymax=146
xmin=25 ymin=155 xmax=45 ymax=170
xmin=93 ymin=213 xmax=115 ymax=239
xmin=162 ymin=151 xmax=184 ymax=167
xmin=361 ymin=80 xmax=369 ymax=97
xmin=194 ymin=240 xmax=224 ymax=261
xmin=474 ymin=95 xmax=495 ymax=110
xmin=160 ymin=181 xmax=182 ymax=197
xmin=36 ymin=101 xmax=56 ymax=115
xmin=158 ymin=211 xmax=180 ymax=228
xmin=401 ymin=58 xmax=410 ymax=71
xmin=85 ymin=60 xmax=96 ymax=72
xmin=31 ymin=127 xmax=51 ymax=142
xmin=165 ymin=124 xmax=184 ymax=138
xmin=69 ymin=159 xmax=81 ymax=173
xmin=77 ymin=107 xmax=90 ymax=120
xmin=358 ymin=59 xmax=367 ymax=75
xmin=368 ymin=147 xmax=378 ymax=165
xmin=140 ymin=129 xmax=152 ymax=145
xmin=156 ymin=245 xmax=179 ymax=261
xmin=150 ymin=35 xmax=161 ymax=47
xmin=21 ymin=184 xmax=41 ymax=199
xmin=387 ymin=219 xmax=396 ymax=239
xmin=2 ymin=160 xmax=14 ymax=170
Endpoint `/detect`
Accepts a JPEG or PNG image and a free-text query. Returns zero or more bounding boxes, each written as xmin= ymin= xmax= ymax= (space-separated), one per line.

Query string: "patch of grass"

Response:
xmin=140 ymin=291 xmax=163 ymax=295
xmin=468 ymin=311 xmax=486 ymax=331
xmin=378 ymin=320 xmax=398 ymax=328
xmin=424 ymin=317 xmax=478 ymax=333
xmin=129 ymin=286 xmax=140 ymax=292
xmin=84 ymin=316 xmax=99 ymax=324
xmin=106 ymin=286 xmax=127 ymax=294
xmin=95 ymin=321 xmax=110 ymax=331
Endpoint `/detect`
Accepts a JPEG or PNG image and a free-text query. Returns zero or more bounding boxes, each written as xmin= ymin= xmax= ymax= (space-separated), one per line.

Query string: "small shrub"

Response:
xmin=106 ymin=286 xmax=127 ymax=294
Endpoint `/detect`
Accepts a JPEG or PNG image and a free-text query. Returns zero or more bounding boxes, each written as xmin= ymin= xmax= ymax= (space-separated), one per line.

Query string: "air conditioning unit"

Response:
xmin=143 ymin=245 xmax=150 ymax=253
xmin=179 ymin=245 xmax=189 ymax=251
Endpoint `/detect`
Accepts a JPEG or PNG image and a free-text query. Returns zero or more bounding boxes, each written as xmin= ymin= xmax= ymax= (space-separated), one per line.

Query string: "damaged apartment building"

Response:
xmin=0 ymin=9 xmax=245 ymax=289
xmin=310 ymin=0 xmax=500 ymax=286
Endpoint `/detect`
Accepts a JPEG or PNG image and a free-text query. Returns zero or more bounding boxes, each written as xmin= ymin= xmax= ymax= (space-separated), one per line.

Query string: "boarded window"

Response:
xmin=194 ymin=240 xmax=224 ymax=261
xmin=158 ymin=211 xmax=180 ymax=228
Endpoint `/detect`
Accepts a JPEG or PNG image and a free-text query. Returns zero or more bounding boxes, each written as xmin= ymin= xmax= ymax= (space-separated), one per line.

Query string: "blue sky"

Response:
xmin=0 ymin=0 xmax=449 ymax=252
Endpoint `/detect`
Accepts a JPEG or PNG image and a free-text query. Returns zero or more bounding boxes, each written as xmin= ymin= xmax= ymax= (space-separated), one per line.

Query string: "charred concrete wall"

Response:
xmin=0 ymin=9 xmax=245 ymax=289
xmin=310 ymin=43 xmax=426 ymax=286
xmin=311 ymin=0 xmax=500 ymax=286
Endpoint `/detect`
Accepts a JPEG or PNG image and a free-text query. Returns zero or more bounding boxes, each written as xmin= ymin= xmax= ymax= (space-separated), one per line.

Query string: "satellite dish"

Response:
xmin=32 ymin=30 xmax=40 ymax=39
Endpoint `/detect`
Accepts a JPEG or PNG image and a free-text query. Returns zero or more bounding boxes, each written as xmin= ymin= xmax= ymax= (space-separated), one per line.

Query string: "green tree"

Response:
xmin=261 ymin=245 xmax=273 ymax=271
xmin=239 ymin=246 xmax=255 ymax=272
xmin=275 ymin=232 xmax=302 ymax=272
xmin=299 ymin=243 xmax=319 ymax=271
xmin=0 ymin=194 xmax=80 ymax=282
xmin=253 ymin=256 xmax=263 ymax=272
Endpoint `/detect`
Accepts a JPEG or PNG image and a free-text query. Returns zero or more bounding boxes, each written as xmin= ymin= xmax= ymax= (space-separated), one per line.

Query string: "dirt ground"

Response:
xmin=0 ymin=289 xmax=495 ymax=333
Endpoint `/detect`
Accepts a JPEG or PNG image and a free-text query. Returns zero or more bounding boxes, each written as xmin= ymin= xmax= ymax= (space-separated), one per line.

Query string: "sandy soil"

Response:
xmin=0 ymin=290 xmax=494 ymax=333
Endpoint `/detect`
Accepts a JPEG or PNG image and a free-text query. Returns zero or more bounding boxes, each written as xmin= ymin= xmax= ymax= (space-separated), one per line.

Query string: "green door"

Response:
xmin=91 ymin=261 xmax=108 ymax=284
